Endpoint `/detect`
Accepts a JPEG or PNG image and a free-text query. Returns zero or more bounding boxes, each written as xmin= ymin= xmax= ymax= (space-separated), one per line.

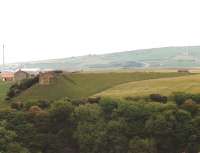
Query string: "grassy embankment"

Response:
xmin=13 ymin=72 xmax=191 ymax=102
xmin=0 ymin=81 xmax=11 ymax=108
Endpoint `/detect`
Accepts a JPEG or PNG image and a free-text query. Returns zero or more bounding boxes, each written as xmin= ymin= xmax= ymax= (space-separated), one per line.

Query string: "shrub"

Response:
xmin=99 ymin=98 xmax=118 ymax=119
xmin=28 ymin=106 xmax=42 ymax=115
xmin=125 ymin=96 xmax=142 ymax=101
xmin=24 ymin=100 xmax=40 ymax=110
xmin=180 ymin=99 xmax=199 ymax=115
xmin=172 ymin=92 xmax=200 ymax=105
xmin=173 ymin=92 xmax=192 ymax=105
xmin=6 ymin=89 xmax=16 ymax=99
xmin=191 ymin=94 xmax=200 ymax=104
xmin=18 ymin=76 xmax=39 ymax=90
xmin=87 ymin=96 xmax=101 ymax=104
xmin=38 ymin=100 xmax=50 ymax=109
xmin=71 ymin=98 xmax=88 ymax=106
xmin=11 ymin=102 xmax=24 ymax=110
xmin=150 ymin=94 xmax=168 ymax=103
xmin=6 ymin=76 xmax=39 ymax=99
xmin=128 ymin=137 xmax=157 ymax=153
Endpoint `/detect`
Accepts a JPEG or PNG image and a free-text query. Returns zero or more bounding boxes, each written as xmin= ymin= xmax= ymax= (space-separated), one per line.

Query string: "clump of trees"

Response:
xmin=0 ymin=120 xmax=30 ymax=153
xmin=1 ymin=94 xmax=200 ymax=153
xmin=173 ymin=92 xmax=200 ymax=105
xmin=6 ymin=76 xmax=39 ymax=100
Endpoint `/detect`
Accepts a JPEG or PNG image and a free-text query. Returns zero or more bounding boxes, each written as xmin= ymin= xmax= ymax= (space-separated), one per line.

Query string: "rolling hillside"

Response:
xmin=0 ymin=81 xmax=11 ymax=108
xmin=98 ymin=74 xmax=200 ymax=98
xmin=3 ymin=46 xmax=200 ymax=70
xmin=13 ymin=72 xmax=189 ymax=102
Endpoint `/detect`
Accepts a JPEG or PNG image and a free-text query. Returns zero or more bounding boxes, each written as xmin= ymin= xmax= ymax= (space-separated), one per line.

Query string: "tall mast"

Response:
xmin=3 ymin=44 xmax=5 ymax=66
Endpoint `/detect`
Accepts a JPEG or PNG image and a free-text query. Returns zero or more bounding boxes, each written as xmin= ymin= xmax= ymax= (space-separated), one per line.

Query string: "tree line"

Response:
xmin=1 ymin=92 xmax=200 ymax=153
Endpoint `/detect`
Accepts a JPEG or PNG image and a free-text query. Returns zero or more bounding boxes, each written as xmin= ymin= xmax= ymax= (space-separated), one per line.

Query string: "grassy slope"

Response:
xmin=13 ymin=72 xmax=190 ymax=102
xmin=98 ymin=74 xmax=200 ymax=98
xmin=0 ymin=81 xmax=11 ymax=108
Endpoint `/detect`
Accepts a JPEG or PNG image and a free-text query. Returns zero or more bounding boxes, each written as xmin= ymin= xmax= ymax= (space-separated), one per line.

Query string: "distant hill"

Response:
xmin=3 ymin=46 xmax=200 ymax=70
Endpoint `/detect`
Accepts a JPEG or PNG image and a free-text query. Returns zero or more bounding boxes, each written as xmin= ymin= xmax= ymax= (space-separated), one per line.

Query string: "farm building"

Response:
xmin=39 ymin=72 xmax=55 ymax=85
xmin=14 ymin=70 xmax=30 ymax=82
xmin=1 ymin=72 xmax=14 ymax=81
xmin=21 ymin=68 xmax=40 ymax=77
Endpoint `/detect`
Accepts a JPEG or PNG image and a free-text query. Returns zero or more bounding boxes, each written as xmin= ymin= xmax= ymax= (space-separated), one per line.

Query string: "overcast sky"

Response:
xmin=1 ymin=0 xmax=200 ymax=63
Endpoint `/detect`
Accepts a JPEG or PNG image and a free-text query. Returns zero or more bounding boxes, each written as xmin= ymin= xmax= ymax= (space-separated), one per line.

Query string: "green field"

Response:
xmin=0 ymin=81 xmax=11 ymax=108
xmin=98 ymin=74 xmax=200 ymax=98
xmin=13 ymin=72 xmax=190 ymax=102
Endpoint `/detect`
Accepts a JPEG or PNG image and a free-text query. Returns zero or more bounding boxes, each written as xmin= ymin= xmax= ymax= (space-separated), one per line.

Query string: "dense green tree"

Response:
xmin=97 ymin=119 xmax=129 ymax=153
xmin=0 ymin=120 xmax=29 ymax=153
xmin=48 ymin=100 xmax=76 ymax=153
xmin=99 ymin=98 xmax=118 ymax=119
xmin=145 ymin=109 xmax=192 ymax=153
xmin=74 ymin=103 xmax=103 ymax=153
xmin=180 ymin=99 xmax=200 ymax=116
xmin=128 ymin=137 xmax=157 ymax=153
xmin=2 ymin=94 xmax=200 ymax=153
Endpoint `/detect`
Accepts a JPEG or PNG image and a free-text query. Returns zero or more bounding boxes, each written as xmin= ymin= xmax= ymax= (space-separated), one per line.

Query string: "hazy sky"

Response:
xmin=1 ymin=0 xmax=200 ymax=63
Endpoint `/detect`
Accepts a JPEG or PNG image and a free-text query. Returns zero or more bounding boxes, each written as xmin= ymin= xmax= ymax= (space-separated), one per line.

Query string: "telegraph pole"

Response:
xmin=2 ymin=44 xmax=5 ymax=66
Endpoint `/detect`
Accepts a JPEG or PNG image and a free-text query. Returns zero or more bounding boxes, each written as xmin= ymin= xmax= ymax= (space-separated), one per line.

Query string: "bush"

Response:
xmin=24 ymin=100 xmax=40 ymax=110
xmin=6 ymin=76 xmax=39 ymax=99
xmin=11 ymin=102 xmax=24 ymax=110
xmin=99 ymin=98 xmax=118 ymax=119
xmin=28 ymin=106 xmax=43 ymax=115
xmin=191 ymin=94 xmax=200 ymax=104
xmin=125 ymin=96 xmax=142 ymax=101
xmin=38 ymin=100 xmax=50 ymax=109
xmin=173 ymin=92 xmax=200 ymax=105
xmin=18 ymin=76 xmax=39 ymax=90
xmin=24 ymin=100 xmax=50 ymax=110
xmin=173 ymin=92 xmax=192 ymax=105
xmin=180 ymin=99 xmax=199 ymax=115
xmin=149 ymin=94 xmax=168 ymax=103
xmin=71 ymin=98 xmax=88 ymax=106
xmin=128 ymin=137 xmax=157 ymax=153
xmin=6 ymin=89 xmax=16 ymax=99
xmin=88 ymin=96 xmax=101 ymax=104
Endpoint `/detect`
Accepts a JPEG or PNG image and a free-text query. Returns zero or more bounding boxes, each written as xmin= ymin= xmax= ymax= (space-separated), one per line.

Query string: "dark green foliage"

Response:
xmin=24 ymin=100 xmax=41 ymax=110
xmin=99 ymin=98 xmax=118 ymax=119
xmin=11 ymin=101 xmax=24 ymax=110
xmin=0 ymin=120 xmax=30 ymax=153
xmin=180 ymin=99 xmax=200 ymax=116
xmin=38 ymin=100 xmax=50 ymax=109
xmin=173 ymin=92 xmax=200 ymax=105
xmin=6 ymin=88 xmax=16 ymax=99
xmin=145 ymin=109 xmax=193 ymax=153
xmin=6 ymin=76 xmax=39 ymax=99
xmin=128 ymin=137 xmax=157 ymax=153
xmin=87 ymin=96 xmax=101 ymax=104
xmin=1 ymin=95 xmax=200 ymax=153
xmin=150 ymin=94 xmax=168 ymax=103
xmin=24 ymin=100 xmax=50 ymax=110
xmin=173 ymin=92 xmax=193 ymax=105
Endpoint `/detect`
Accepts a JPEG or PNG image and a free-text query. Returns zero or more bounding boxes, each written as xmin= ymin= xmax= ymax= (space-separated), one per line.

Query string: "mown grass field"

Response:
xmin=98 ymin=74 xmax=200 ymax=98
xmin=13 ymin=72 xmax=190 ymax=102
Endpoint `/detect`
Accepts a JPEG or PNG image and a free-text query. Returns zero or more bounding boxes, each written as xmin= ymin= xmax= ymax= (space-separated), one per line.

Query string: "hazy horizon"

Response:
xmin=1 ymin=0 xmax=200 ymax=63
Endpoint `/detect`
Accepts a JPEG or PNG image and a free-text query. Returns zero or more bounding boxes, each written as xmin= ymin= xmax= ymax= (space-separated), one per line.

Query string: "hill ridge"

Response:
xmin=3 ymin=46 xmax=200 ymax=70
